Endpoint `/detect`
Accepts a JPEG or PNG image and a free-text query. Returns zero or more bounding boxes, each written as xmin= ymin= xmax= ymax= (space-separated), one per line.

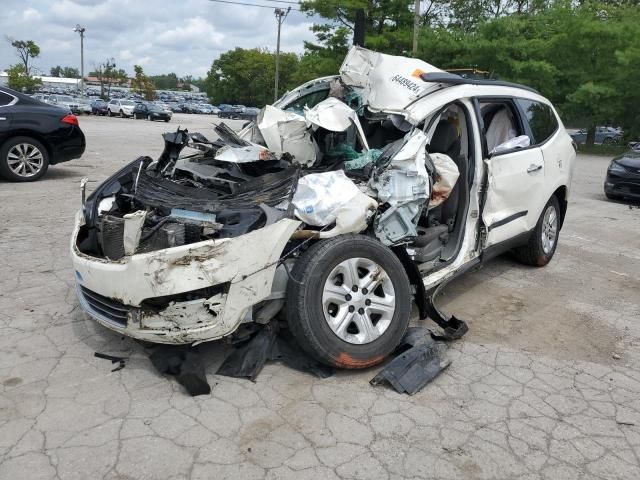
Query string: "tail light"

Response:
xmin=61 ymin=114 xmax=79 ymax=126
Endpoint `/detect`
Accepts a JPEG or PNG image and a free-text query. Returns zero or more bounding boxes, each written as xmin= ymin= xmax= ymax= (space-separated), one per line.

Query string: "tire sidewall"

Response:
xmin=533 ymin=196 xmax=560 ymax=266
xmin=287 ymin=235 xmax=412 ymax=368
xmin=0 ymin=136 xmax=50 ymax=182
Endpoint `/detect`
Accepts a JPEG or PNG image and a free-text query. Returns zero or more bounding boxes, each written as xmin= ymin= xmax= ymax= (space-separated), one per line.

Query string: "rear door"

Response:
xmin=477 ymin=97 xmax=546 ymax=247
xmin=0 ymin=90 xmax=17 ymax=135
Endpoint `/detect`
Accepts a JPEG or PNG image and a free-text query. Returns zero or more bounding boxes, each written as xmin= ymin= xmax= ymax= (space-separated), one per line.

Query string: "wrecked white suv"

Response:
xmin=71 ymin=47 xmax=575 ymax=368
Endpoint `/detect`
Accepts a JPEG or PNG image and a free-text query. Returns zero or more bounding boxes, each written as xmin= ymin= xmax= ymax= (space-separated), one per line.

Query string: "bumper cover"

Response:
xmin=71 ymin=211 xmax=300 ymax=343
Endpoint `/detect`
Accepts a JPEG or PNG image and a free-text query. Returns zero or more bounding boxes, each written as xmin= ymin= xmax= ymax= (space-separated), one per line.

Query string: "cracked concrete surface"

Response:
xmin=1 ymin=114 xmax=640 ymax=479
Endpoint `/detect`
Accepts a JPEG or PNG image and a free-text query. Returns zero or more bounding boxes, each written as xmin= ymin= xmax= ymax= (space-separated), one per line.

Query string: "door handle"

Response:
xmin=527 ymin=164 xmax=542 ymax=173
xmin=0 ymin=117 xmax=6 ymax=121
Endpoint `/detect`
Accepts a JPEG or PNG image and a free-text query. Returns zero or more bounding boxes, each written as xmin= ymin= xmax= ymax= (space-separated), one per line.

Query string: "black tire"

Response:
xmin=603 ymin=137 xmax=614 ymax=145
xmin=0 ymin=136 xmax=50 ymax=182
xmin=286 ymin=234 xmax=412 ymax=369
xmin=108 ymin=109 xmax=113 ymax=117
xmin=605 ymin=192 xmax=621 ymax=200
xmin=164 ymin=119 xmax=170 ymax=122
xmin=513 ymin=195 xmax=561 ymax=267
xmin=119 ymin=110 xmax=124 ymax=118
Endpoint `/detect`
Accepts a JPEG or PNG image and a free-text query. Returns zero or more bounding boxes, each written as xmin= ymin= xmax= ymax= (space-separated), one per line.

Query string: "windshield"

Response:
xmin=148 ymin=105 xmax=162 ymax=112
xmin=57 ymin=96 xmax=74 ymax=102
xmin=121 ymin=100 xmax=135 ymax=106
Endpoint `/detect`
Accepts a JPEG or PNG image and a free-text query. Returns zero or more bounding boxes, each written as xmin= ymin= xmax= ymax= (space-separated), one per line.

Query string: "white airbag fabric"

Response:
xmin=292 ymin=171 xmax=376 ymax=235
xmin=429 ymin=153 xmax=460 ymax=208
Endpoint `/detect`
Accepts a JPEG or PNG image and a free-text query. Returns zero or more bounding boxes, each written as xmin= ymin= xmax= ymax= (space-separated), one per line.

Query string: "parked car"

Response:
xmin=76 ymin=98 xmax=93 ymax=115
xmin=71 ymin=47 xmax=574 ymax=368
xmin=107 ymin=99 xmax=136 ymax=117
xmin=168 ymin=103 xmax=183 ymax=113
xmin=239 ymin=107 xmax=260 ymax=120
xmin=133 ymin=103 xmax=172 ymax=122
xmin=217 ymin=104 xmax=243 ymax=119
xmin=49 ymin=94 xmax=82 ymax=114
xmin=571 ymin=126 xmax=622 ymax=145
xmin=604 ymin=143 xmax=640 ymax=200
xmin=0 ymin=86 xmax=85 ymax=182
xmin=90 ymin=99 xmax=109 ymax=115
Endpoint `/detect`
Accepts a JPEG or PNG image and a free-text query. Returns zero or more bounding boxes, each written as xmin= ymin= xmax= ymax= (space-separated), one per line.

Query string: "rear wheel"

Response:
xmin=108 ymin=109 xmax=113 ymax=117
xmin=513 ymin=195 xmax=560 ymax=266
xmin=286 ymin=234 xmax=412 ymax=369
xmin=0 ymin=136 xmax=50 ymax=182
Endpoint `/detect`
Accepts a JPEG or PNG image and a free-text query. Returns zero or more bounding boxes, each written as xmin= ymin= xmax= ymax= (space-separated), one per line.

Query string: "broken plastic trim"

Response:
xmin=370 ymin=327 xmax=450 ymax=395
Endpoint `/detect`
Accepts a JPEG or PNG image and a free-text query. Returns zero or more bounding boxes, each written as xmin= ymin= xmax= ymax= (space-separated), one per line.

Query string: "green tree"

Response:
xmin=50 ymin=66 xmax=80 ymax=78
xmin=150 ymin=73 xmax=179 ymax=90
xmin=8 ymin=39 xmax=40 ymax=76
xmin=91 ymin=58 xmax=128 ymax=99
xmin=6 ymin=63 xmax=41 ymax=92
xmin=131 ymin=65 xmax=156 ymax=100
xmin=204 ymin=48 xmax=300 ymax=106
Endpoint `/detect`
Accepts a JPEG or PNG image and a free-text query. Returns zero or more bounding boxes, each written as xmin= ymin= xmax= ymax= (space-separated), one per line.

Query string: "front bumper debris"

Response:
xmin=72 ymin=211 xmax=300 ymax=344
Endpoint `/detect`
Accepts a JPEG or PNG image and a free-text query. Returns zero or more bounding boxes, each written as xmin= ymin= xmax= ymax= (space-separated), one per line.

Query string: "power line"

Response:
xmin=208 ymin=0 xmax=301 ymax=11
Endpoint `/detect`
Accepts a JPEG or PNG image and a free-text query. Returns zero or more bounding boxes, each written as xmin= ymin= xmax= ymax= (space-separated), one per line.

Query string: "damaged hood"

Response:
xmin=339 ymin=46 xmax=443 ymax=115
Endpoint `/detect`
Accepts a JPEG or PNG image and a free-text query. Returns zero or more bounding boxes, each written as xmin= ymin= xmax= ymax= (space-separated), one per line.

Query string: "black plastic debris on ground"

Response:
xmin=216 ymin=323 xmax=334 ymax=381
xmin=370 ymin=327 xmax=450 ymax=395
xmin=95 ymin=352 xmax=128 ymax=372
xmin=149 ymin=345 xmax=211 ymax=396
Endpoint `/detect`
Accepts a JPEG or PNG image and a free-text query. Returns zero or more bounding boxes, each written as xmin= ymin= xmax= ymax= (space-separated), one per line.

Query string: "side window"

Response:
xmin=284 ymin=89 xmax=329 ymax=112
xmin=516 ymin=99 xmax=558 ymax=145
xmin=479 ymin=99 xmax=527 ymax=155
xmin=0 ymin=91 xmax=15 ymax=106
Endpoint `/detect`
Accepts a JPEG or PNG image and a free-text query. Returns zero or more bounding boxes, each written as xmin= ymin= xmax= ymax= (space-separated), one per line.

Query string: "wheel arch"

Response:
xmin=552 ymin=185 xmax=568 ymax=230
xmin=0 ymin=130 xmax=54 ymax=161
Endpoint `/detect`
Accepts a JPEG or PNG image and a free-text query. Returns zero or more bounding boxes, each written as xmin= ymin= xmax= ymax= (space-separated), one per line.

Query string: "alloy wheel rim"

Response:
xmin=322 ymin=257 xmax=396 ymax=345
xmin=7 ymin=143 xmax=44 ymax=177
xmin=541 ymin=205 xmax=558 ymax=255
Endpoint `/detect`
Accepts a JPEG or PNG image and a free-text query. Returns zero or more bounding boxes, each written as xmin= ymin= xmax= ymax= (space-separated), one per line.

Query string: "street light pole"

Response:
xmin=412 ymin=0 xmax=420 ymax=54
xmin=274 ymin=7 xmax=290 ymax=102
xmin=74 ymin=24 xmax=86 ymax=95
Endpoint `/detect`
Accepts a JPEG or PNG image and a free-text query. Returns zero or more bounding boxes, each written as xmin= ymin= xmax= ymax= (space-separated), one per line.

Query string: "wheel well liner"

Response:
xmin=552 ymin=185 xmax=568 ymax=229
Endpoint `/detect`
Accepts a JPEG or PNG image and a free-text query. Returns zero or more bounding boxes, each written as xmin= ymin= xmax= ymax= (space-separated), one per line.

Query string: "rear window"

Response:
xmin=0 ymin=91 xmax=14 ymax=106
xmin=516 ymin=99 xmax=558 ymax=145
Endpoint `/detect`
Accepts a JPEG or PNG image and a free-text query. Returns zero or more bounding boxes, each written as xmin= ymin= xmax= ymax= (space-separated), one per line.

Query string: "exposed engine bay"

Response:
xmin=76 ymin=88 xmax=463 ymax=265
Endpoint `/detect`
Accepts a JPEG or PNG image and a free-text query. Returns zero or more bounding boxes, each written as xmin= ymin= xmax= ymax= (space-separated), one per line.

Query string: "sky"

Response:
xmin=0 ymin=0 xmax=318 ymax=78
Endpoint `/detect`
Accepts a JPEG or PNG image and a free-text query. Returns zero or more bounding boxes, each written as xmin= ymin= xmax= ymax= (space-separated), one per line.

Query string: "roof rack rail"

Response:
xmin=420 ymin=72 xmax=539 ymax=95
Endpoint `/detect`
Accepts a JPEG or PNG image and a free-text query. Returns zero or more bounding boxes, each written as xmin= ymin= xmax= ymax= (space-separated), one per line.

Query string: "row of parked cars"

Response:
xmin=33 ymin=93 xmax=261 ymax=121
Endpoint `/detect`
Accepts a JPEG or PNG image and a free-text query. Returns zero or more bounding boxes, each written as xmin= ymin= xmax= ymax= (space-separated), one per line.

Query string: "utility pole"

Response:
xmin=74 ymin=24 xmax=86 ymax=95
xmin=412 ymin=0 xmax=420 ymax=54
xmin=274 ymin=7 xmax=290 ymax=102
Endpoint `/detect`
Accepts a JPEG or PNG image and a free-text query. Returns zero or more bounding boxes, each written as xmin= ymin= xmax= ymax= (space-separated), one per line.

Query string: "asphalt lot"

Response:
xmin=1 ymin=113 xmax=640 ymax=480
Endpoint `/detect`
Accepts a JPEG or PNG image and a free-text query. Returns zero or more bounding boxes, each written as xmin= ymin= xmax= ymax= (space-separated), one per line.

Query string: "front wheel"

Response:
xmin=513 ymin=196 xmax=560 ymax=266
xmin=286 ymin=234 xmax=412 ymax=369
xmin=0 ymin=136 xmax=50 ymax=182
xmin=108 ymin=109 xmax=113 ymax=117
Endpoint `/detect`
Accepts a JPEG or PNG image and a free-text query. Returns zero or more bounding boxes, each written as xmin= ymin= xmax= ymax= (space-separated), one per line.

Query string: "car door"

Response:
xmin=477 ymin=97 xmax=546 ymax=247
xmin=0 ymin=90 xmax=17 ymax=137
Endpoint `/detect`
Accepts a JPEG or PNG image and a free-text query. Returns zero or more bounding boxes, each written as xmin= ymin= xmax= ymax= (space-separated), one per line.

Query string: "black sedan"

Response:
xmin=604 ymin=144 xmax=640 ymax=200
xmin=133 ymin=103 xmax=172 ymax=122
xmin=0 ymin=86 xmax=85 ymax=182
xmin=91 ymin=99 xmax=109 ymax=115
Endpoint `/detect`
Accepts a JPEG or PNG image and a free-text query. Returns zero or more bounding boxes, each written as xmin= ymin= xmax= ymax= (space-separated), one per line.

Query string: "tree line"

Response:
xmin=204 ymin=0 xmax=640 ymax=144
xmin=3 ymin=38 xmax=202 ymax=100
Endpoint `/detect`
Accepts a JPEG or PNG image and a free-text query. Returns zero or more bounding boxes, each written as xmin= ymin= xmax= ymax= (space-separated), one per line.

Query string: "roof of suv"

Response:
xmin=420 ymin=72 xmax=539 ymax=95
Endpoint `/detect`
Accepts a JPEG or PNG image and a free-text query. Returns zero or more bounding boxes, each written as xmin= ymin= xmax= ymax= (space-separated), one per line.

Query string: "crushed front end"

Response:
xmin=72 ymin=46 xmax=463 ymax=346
xmin=71 ymin=129 xmax=302 ymax=344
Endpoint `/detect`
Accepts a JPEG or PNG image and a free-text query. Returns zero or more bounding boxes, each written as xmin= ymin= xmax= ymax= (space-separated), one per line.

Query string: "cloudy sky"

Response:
xmin=0 ymin=0 xmax=318 ymax=78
